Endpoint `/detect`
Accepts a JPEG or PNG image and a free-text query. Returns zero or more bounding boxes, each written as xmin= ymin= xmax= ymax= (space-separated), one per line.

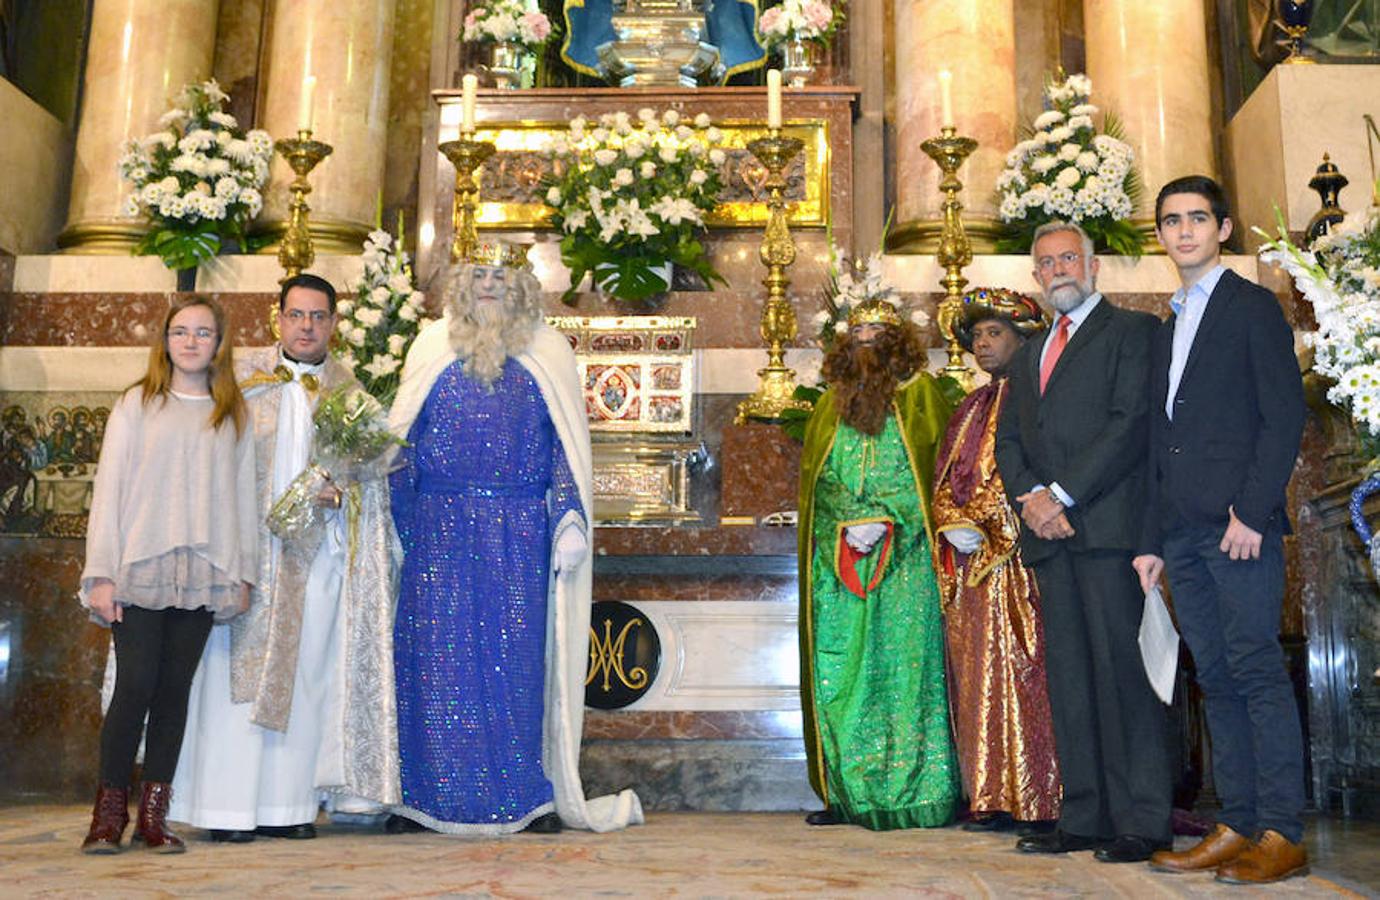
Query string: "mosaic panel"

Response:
xmin=549 ymin=316 xmax=696 ymax=434
xmin=0 ymin=391 xmax=119 ymax=538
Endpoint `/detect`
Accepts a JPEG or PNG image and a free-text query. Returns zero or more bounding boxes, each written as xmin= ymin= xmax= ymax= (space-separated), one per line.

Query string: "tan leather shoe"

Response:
xmin=1149 ymin=823 xmax=1249 ymax=873
xmin=1215 ymin=830 xmax=1309 ymax=884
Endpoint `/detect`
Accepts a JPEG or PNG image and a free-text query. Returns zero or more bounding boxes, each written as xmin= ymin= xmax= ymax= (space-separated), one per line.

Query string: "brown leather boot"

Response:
xmin=134 ymin=782 xmax=186 ymax=854
xmin=1215 ymin=830 xmax=1309 ymax=884
xmin=81 ymin=783 xmax=130 ymax=854
xmin=1149 ymin=823 xmax=1249 ymax=873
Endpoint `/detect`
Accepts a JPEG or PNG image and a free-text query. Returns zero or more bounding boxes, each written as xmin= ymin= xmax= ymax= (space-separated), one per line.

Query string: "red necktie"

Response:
xmin=1039 ymin=316 xmax=1070 ymax=395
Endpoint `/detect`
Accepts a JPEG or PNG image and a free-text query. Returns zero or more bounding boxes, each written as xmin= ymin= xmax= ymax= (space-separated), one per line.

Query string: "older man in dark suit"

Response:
xmin=1134 ymin=176 xmax=1308 ymax=884
xmin=995 ymin=221 xmax=1172 ymax=863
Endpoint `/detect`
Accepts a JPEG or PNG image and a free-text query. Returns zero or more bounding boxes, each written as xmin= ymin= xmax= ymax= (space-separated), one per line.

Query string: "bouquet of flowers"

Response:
xmin=461 ymin=0 xmax=555 ymax=51
xmin=996 ymin=72 xmax=1143 ymax=257
xmin=335 ymin=228 xmax=427 ymax=407
xmin=808 ymin=240 xmax=930 ymax=348
xmin=758 ymin=0 xmax=841 ymax=48
xmin=267 ymin=386 xmax=404 ymax=541
xmin=1257 ymin=206 xmax=1380 ymax=459
xmin=119 ymin=79 xmax=273 ymax=270
xmin=545 ymin=108 xmax=728 ymax=304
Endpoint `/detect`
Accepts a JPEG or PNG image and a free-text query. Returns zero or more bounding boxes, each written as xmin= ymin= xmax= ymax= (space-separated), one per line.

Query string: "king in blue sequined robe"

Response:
xmin=390 ymin=357 xmax=583 ymax=831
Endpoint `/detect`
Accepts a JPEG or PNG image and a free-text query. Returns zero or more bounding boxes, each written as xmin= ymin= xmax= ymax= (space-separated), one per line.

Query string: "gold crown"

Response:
xmin=846 ymin=298 xmax=904 ymax=329
xmin=465 ymin=241 xmax=531 ymax=269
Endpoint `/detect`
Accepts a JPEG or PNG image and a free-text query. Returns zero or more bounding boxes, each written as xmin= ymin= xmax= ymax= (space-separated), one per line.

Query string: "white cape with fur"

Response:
xmin=386 ymin=313 xmax=643 ymax=833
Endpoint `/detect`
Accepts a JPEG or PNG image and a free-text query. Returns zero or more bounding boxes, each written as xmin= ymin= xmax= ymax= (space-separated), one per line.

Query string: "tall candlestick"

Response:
xmin=297 ymin=75 xmax=316 ymax=133
xmin=461 ymin=73 xmax=478 ymax=134
xmin=937 ymin=69 xmax=953 ymax=129
xmin=766 ymin=69 xmax=782 ymax=130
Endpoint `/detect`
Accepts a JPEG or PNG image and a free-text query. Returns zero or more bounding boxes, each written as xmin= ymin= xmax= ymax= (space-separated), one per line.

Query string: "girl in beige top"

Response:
xmin=79 ymin=296 xmax=256 ymax=856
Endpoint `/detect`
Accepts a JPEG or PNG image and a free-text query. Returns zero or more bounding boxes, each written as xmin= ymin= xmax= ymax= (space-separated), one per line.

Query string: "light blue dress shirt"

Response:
xmin=1165 ymin=264 xmax=1226 ymax=420
xmin=1034 ymin=292 xmax=1103 ymax=508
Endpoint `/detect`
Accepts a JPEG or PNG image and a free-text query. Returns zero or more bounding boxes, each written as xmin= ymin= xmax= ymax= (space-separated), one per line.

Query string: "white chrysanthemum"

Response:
xmin=659 ymin=146 xmax=678 ymax=164
xmin=1031 ymin=155 xmax=1058 ymax=174
xmin=356 ymin=307 xmax=383 ymax=328
xmin=1070 ymin=103 xmax=1098 ymax=117
xmin=709 ymin=148 xmax=726 ymax=166
xmin=695 ymin=113 xmax=712 ymax=128
xmin=1067 ymin=114 xmax=1094 ymax=132
xmin=624 ymin=139 xmax=646 ymax=159
xmin=398 ymin=303 xmax=418 ymax=322
xmin=1033 ymin=110 xmax=1064 ymax=130
xmin=1075 ymin=150 xmax=1100 ymax=173
xmin=689 ymin=169 xmax=707 ymax=186
xmin=594 ymin=148 xmax=618 ymax=167
xmin=546 ymin=186 xmax=562 ymax=205
xmin=388 ymin=333 xmax=408 ymax=355
xmin=1058 ymin=142 xmax=1081 ymax=162
xmin=1048 ymin=125 xmax=1074 ymax=143
xmin=640 ymin=161 xmax=656 ymax=178
xmin=613 ymin=168 xmax=634 ymax=187
xmin=1055 ymin=166 xmax=1081 ymax=188
xmin=337 ymin=300 xmax=355 ymax=317
xmin=662 ymin=109 xmax=680 ymax=126
xmin=705 ymin=126 xmax=723 ymax=144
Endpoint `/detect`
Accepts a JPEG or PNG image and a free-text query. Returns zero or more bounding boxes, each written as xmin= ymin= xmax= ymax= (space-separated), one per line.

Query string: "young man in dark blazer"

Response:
xmin=1134 ymin=176 xmax=1308 ymax=884
xmin=995 ymin=222 xmax=1172 ymax=863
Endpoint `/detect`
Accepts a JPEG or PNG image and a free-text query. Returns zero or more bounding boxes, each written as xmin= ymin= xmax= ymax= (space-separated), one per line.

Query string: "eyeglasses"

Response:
xmin=167 ymin=327 xmax=217 ymax=342
xmin=1036 ymin=251 xmax=1084 ymax=271
xmin=281 ymin=309 xmax=333 ymax=323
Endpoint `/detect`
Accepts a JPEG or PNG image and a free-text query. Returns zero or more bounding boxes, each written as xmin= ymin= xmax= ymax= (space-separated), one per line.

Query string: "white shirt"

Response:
xmin=1165 ymin=264 xmax=1225 ymax=420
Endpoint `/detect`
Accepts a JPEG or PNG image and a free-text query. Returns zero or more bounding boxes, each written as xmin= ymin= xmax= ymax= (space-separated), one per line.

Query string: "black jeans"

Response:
xmin=99 ymin=605 xmax=212 ymax=786
xmin=1162 ymin=523 xmax=1304 ymax=843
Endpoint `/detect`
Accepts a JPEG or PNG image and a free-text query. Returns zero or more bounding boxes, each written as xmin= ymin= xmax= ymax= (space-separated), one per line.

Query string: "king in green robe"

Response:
xmin=797 ymin=308 xmax=960 ymax=831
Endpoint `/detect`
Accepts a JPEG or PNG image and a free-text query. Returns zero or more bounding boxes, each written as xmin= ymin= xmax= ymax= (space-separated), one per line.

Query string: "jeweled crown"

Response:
xmin=846 ymin=298 xmax=904 ymax=329
xmin=466 ymin=240 xmax=531 ymax=269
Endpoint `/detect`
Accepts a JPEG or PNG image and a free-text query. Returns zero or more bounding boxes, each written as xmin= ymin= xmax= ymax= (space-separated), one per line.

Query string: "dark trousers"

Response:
xmin=99 ymin=605 xmax=213 ymax=786
xmin=1032 ymin=547 xmax=1172 ymax=842
xmin=1162 ymin=524 xmax=1304 ymax=843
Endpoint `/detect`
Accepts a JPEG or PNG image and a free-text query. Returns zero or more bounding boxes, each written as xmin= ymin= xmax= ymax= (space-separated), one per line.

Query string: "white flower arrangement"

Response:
xmin=758 ymin=0 xmax=841 ymax=48
xmin=545 ymin=109 xmax=726 ymax=303
xmin=996 ymin=72 xmax=1144 ymax=257
xmin=119 ymin=79 xmax=273 ymax=270
xmin=335 ymin=228 xmax=428 ymax=406
xmin=810 ymin=240 xmax=930 ymax=347
xmin=1257 ymin=206 xmax=1380 ymax=457
xmin=461 ymin=0 xmax=554 ymax=51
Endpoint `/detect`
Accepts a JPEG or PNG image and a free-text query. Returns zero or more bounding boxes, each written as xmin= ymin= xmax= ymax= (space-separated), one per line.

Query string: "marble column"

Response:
xmin=57 ymin=0 xmax=220 ymax=253
xmin=888 ymin=0 xmax=1016 ymax=253
xmin=1083 ymin=0 xmax=1216 ymax=224
xmin=257 ymin=0 xmax=396 ymax=253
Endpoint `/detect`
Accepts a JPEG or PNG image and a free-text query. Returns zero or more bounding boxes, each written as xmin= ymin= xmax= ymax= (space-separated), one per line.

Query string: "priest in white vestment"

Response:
xmin=171 ymin=274 xmax=401 ymax=841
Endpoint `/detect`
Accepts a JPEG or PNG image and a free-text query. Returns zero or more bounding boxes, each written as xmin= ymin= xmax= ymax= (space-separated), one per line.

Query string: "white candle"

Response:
xmin=937 ymin=69 xmax=953 ymax=129
xmin=297 ymin=75 xmax=316 ymax=133
xmin=461 ymin=73 xmax=478 ymax=134
xmin=767 ymin=69 xmax=782 ymax=130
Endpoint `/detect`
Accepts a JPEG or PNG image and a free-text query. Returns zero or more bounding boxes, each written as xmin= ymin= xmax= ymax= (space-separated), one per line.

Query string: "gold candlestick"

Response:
xmin=439 ymin=136 xmax=497 ymax=262
xmin=922 ymin=125 xmax=978 ymax=388
xmin=736 ymin=129 xmax=812 ymax=424
xmin=275 ymin=130 xmax=333 ymax=283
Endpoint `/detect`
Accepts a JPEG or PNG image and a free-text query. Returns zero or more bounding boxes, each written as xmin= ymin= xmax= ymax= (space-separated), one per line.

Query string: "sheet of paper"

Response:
xmin=1138 ymin=584 xmax=1179 ymax=705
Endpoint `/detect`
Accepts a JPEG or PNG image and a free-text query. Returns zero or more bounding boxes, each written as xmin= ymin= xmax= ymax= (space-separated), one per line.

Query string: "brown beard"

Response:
xmin=822 ymin=324 xmax=927 ymax=435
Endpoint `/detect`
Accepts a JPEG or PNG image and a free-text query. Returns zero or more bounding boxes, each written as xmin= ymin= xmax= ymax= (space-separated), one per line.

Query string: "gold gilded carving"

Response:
xmin=587 ymin=617 xmax=650 ymax=692
xmin=437 ymin=120 xmax=830 ymax=228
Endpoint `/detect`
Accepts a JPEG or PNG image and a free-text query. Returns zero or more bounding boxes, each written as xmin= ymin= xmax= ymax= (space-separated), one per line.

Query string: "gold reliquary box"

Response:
xmin=548 ymin=315 xmax=703 ymax=525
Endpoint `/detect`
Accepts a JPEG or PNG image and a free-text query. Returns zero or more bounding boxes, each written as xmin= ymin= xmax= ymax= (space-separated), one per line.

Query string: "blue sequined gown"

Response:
xmin=390 ymin=358 xmax=583 ymax=830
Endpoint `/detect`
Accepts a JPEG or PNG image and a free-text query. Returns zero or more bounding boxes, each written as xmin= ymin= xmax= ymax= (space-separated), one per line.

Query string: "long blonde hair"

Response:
xmin=138 ymin=296 xmax=246 ymax=434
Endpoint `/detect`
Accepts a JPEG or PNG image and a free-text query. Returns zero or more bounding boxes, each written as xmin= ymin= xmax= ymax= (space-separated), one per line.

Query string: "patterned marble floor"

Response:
xmin=0 ymin=806 xmax=1373 ymax=897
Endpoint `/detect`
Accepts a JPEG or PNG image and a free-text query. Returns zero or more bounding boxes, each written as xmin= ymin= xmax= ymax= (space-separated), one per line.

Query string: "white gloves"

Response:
xmin=844 ymin=522 xmax=889 ymax=554
xmin=553 ymin=525 xmax=589 ymax=573
xmin=942 ymin=527 xmax=984 ymax=554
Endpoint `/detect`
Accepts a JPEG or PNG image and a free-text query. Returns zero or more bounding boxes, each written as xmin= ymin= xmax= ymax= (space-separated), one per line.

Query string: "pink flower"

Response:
xmin=464 ymin=9 xmax=480 ymax=28
xmin=760 ymin=7 xmax=784 ymax=33
xmin=521 ymin=11 xmax=551 ymax=41
xmin=803 ymin=1 xmax=832 ymax=32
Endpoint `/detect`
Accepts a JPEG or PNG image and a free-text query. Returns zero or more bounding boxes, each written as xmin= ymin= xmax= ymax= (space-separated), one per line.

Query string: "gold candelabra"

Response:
xmin=439 ymin=136 xmax=497 ymax=262
xmin=922 ymin=125 xmax=978 ymax=388
xmin=275 ymin=130 xmax=333 ymax=283
xmin=736 ymin=128 xmax=812 ymax=424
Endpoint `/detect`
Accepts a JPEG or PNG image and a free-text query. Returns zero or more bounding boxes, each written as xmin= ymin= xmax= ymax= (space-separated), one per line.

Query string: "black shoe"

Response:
xmin=805 ymin=809 xmax=842 ymax=826
xmin=963 ymin=812 xmax=1016 ymax=833
xmin=384 ymin=814 xmax=429 ymax=834
xmin=1016 ymin=830 xmax=1104 ymax=854
xmin=1015 ymin=819 xmax=1057 ymax=837
xmin=1094 ymin=834 xmax=1171 ymax=863
xmin=254 ymin=823 xmax=317 ymax=840
xmin=208 ymin=829 xmax=256 ymax=843
xmin=523 ymin=812 xmax=563 ymax=834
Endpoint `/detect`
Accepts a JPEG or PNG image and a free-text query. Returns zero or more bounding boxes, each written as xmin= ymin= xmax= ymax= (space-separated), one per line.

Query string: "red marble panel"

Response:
xmin=1 ymin=292 xmax=278 ymax=347
xmin=592 ymin=574 xmax=796 ymax=604
xmin=720 ymin=422 xmax=802 ymax=518
xmin=583 ymin=710 xmax=803 ymax=741
xmin=594 ymin=524 xmax=796 ymax=557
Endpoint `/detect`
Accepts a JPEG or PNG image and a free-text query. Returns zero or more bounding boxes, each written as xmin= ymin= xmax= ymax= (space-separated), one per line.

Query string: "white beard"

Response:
xmin=447 ymin=300 xmax=538 ymax=387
